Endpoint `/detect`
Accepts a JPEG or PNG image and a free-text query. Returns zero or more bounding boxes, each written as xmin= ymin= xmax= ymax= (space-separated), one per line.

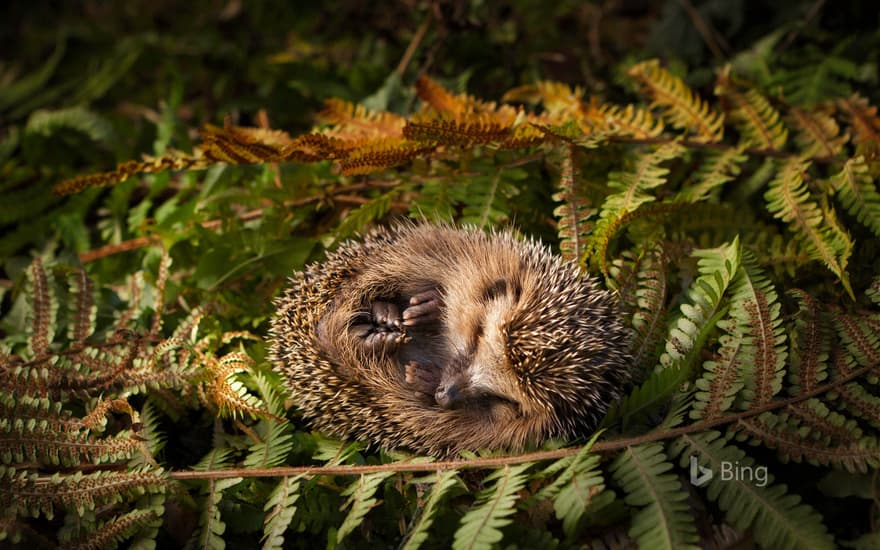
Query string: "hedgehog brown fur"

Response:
xmin=270 ymin=224 xmax=632 ymax=456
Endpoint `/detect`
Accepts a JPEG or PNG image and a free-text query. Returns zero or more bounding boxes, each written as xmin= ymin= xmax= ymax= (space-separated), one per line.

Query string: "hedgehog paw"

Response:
xmin=351 ymin=300 xmax=407 ymax=353
xmin=404 ymin=360 xmax=441 ymax=396
xmin=402 ymin=289 xmax=441 ymax=327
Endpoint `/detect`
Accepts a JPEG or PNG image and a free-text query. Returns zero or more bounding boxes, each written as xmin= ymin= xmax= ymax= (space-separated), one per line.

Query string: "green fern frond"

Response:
xmin=25 ymin=106 xmax=115 ymax=144
xmin=244 ymin=372 xmax=293 ymax=469
xmin=69 ymin=505 xmax=162 ymax=550
xmin=401 ymin=469 xmax=461 ymax=550
xmin=337 ymin=471 xmax=395 ymax=543
xmin=773 ymin=46 xmax=860 ymax=106
xmin=627 ymin=59 xmax=724 ymax=143
xmin=452 ymin=463 xmax=531 ymax=550
xmin=661 ymin=237 xmax=741 ymax=371
xmin=533 ymin=434 xmax=606 ymax=538
xmin=588 ymin=142 xmax=685 ymax=272
xmin=190 ymin=476 xmax=242 ymax=550
xmin=672 ymin=431 xmax=835 ymax=550
xmin=715 ymin=67 xmax=787 ymax=150
xmin=455 ymin=166 xmax=524 ymax=228
xmin=611 ymin=443 xmax=699 ymax=549
xmin=764 ymin=157 xmax=854 ymax=298
xmin=675 ymin=147 xmax=747 ymax=203
xmin=830 ymin=156 xmax=880 ymax=239
xmin=262 ymin=476 xmax=303 ymax=550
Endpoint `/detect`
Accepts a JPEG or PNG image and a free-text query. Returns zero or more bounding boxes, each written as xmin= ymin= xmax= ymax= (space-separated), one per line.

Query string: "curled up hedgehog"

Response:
xmin=270 ymin=224 xmax=632 ymax=456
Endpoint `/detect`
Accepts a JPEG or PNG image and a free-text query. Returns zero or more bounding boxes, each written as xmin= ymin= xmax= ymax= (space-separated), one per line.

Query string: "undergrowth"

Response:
xmin=2 ymin=3 xmax=880 ymax=548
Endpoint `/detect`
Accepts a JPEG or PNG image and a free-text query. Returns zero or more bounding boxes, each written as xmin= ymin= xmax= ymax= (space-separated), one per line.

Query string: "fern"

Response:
xmin=452 ymin=463 xmax=531 ymax=550
xmin=336 ymin=471 xmax=395 ymax=543
xmin=611 ymin=443 xmax=699 ymax=549
xmin=830 ymin=156 xmax=880 ymax=239
xmin=189 ymin=476 xmax=242 ymax=550
xmin=673 ymin=432 xmax=835 ymax=550
xmin=262 ymin=476 xmax=303 ymax=550
xmin=587 ymin=142 xmax=684 ymax=274
xmin=401 ymin=469 xmax=461 ymax=550
xmin=764 ymin=157 xmax=854 ymax=298
xmin=627 ymin=59 xmax=724 ymax=143
xmin=715 ymin=66 xmax=787 ymax=150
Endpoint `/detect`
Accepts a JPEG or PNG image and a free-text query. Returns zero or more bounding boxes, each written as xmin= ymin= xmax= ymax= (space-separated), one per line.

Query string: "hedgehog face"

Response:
xmin=434 ymin=276 xmax=532 ymax=416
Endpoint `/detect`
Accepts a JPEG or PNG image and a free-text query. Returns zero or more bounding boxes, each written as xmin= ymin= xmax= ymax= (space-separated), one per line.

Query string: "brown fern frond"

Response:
xmin=833 ymin=310 xmax=880 ymax=367
xmin=403 ymin=116 xmax=511 ymax=145
xmin=338 ymin=138 xmax=437 ymax=176
xmin=787 ymin=105 xmax=849 ymax=160
xmin=68 ymin=269 xmax=96 ymax=344
xmin=715 ymin=66 xmax=787 ymax=151
xmin=786 ymin=399 xmax=861 ymax=445
xmin=837 ymin=93 xmax=880 ymax=148
xmin=53 ymin=153 xmax=209 ymax=195
xmin=69 ymin=507 xmax=161 ymax=550
xmin=415 ymin=76 xmax=481 ymax=115
xmin=736 ymin=413 xmax=879 ymax=473
xmin=552 ymin=145 xmax=593 ymax=263
xmin=502 ymin=81 xmax=585 ymax=121
xmin=694 ymin=335 xmax=744 ymax=421
xmin=318 ymin=98 xmax=406 ymax=139
xmin=26 ymin=258 xmax=55 ymax=358
xmin=787 ymin=289 xmax=829 ymax=394
xmin=627 ymin=59 xmax=724 ymax=143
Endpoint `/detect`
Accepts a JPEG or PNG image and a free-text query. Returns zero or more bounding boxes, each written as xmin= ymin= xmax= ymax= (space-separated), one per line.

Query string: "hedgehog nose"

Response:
xmin=435 ymin=383 xmax=459 ymax=409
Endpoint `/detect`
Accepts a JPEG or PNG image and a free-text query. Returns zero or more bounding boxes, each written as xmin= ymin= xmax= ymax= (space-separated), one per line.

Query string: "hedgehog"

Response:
xmin=270 ymin=224 xmax=632 ymax=456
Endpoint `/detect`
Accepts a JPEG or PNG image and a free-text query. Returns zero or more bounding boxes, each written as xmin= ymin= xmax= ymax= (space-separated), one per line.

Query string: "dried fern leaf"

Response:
xmin=627 ymin=59 xmax=724 ymax=143
xmin=837 ymin=93 xmax=880 ymax=148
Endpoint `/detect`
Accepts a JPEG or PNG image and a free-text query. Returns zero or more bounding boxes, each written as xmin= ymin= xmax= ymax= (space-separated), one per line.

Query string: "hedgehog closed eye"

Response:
xmin=270 ymin=223 xmax=632 ymax=456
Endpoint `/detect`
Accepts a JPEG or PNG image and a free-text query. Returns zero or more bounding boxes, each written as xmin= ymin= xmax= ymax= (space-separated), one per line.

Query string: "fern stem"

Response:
xmin=166 ymin=362 xmax=876 ymax=480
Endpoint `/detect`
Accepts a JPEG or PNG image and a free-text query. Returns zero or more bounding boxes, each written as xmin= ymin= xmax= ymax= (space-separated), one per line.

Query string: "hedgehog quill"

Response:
xmin=270 ymin=224 xmax=632 ymax=456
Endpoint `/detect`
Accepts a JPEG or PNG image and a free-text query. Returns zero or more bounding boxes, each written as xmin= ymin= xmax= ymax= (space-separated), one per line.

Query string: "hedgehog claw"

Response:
xmin=371 ymin=300 xmax=402 ymax=329
xmin=403 ymin=290 xmax=441 ymax=327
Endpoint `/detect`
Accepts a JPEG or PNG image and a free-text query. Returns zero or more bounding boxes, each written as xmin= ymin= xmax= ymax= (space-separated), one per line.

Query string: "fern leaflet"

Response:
xmin=337 ymin=471 xmax=395 ymax=543
xmin=452 ymin=463 xmax=531 ymax=550
xmin=764 ymin=157 xmax=854 ymax=298
xmin=830 ymin=155 xmax=880 ymax=239
xmin=611 ymin=443 xmax=699 ymax=549
xmin=672 ymin=432 xmax=834 ymax=550
xmin=401 ymin=469 xmax=461 ymax=550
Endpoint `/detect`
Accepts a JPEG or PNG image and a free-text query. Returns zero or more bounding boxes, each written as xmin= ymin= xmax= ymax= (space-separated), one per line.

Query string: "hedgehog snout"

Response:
xmin=434 ymin=383 xmax=459 ymax=409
